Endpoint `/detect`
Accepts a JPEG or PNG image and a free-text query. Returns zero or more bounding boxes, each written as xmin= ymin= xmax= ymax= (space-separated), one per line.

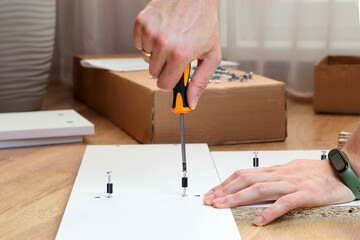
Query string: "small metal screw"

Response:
xmin=107 ymin=171 xmax=113 ymax=198
xmin=321 ymin=151 xmax=327 ymax=160
xmin=253 ymin=152 xmax=259 ymax=168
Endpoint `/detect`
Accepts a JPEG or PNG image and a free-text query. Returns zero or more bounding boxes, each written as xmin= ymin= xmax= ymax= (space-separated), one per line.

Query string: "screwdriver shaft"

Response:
xmin=180 ymin=113 xmax=186 ymax=169
xmin=180 ymin=113 xmax=187 ymax=197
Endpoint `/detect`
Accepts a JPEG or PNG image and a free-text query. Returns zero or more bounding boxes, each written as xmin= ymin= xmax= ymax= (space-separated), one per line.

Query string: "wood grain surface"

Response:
xmin=0 ymin=81 xmax=359 ymax=240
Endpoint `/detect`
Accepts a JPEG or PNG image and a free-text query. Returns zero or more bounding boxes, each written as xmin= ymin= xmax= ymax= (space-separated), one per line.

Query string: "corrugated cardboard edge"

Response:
xmin=74 ymin=54 xmax=153 ymax=144
xmin=151 ymin=91 xmax=156 ymax=144
xmin=284 ymin=89 xmax=288 ymax=139
xmin=107 ymin=72 xmax=153 ymax=144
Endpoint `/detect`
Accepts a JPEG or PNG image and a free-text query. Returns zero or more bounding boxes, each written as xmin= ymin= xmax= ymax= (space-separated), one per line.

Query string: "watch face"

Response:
xmin=329 ymin=149 xmax=348 ymax=172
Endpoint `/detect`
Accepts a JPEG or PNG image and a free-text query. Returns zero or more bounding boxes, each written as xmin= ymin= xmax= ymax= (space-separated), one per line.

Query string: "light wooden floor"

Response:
xmin=0 ymin=81 xmax=359 ymax=240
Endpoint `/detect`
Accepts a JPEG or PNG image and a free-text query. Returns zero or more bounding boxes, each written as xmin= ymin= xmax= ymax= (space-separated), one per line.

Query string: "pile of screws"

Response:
xmin=190 ymin=66 xmax=253 ymax=84
xmin=338 ymin=131 xmax=352 ymax=149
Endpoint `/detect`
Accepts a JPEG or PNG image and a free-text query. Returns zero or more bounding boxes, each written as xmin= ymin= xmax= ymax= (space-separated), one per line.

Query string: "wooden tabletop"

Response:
xmin=1 ymin=81 xmax=360 ymax=240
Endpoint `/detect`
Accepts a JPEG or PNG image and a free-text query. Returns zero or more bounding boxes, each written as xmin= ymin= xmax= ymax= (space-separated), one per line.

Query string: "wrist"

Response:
xmin=342 ymin=146 xmax=360 ymax=178
xmin=328 ymin=148 xmax=360 ymax=199
xmin=342 ymin=122 xmax=360 ymax=178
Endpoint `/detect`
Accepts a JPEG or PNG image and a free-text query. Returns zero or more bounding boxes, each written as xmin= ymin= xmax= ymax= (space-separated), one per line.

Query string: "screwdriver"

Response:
xmin=172 ymin=63 xmax=191 ymax=197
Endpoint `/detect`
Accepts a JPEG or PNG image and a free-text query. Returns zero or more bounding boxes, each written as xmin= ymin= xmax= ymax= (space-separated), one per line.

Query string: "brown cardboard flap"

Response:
xmin=316 ymin=56 xmax=360 ymax=67
xmin=107 ymin=73 xmax=153 ymax=144
xmin=74 ymin=54 xmax=287 ymax=144
xmin=314 ymin=55 xmax=360 ymax=114
xmin=327 ymin=56 xmax=360 ymax=65
xmin=153 ymin=72 xmax=286 ymax=145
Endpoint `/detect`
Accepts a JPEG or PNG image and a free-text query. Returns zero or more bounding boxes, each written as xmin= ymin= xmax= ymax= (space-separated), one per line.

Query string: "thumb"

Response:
xmin=187 ymin=52 xmax=221 ymax=110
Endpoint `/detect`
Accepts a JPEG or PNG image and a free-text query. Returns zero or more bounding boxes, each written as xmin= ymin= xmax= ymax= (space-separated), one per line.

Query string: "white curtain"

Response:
xmin=219 ymin=0 xmax=360 ymax=97
xmin=51 ymin=0 xmax=150 ymax=84
xmin=53 ymin=0 xmax=360 ymax=97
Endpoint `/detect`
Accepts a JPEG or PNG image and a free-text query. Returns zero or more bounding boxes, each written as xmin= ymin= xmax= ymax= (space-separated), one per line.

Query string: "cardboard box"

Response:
xmin=74 ymin=54 xmax=287 ymax=145
xmin=314 ymin=56 xmax=360 ymax=114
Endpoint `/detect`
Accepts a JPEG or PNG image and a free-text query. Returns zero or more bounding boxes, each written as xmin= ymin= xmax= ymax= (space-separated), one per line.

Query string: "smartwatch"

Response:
xmin=328 ymin=148 xmax=360 ymax=200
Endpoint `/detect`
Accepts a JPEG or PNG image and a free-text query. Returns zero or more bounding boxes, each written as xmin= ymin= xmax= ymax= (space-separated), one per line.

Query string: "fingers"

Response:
xmin=134 ymin=10 xmax=158 ymax=63
xmin=134 ymin=13 xmax=168 ymax=77
xmin=133 ymin=12 xmax=145 ymax=50
xmin=148 ymin=35 xmax=168 ymax=78
xmin=156 ymin=49 xmax=190 ymax=90
xmin=187 ymin=49 xmax=221 ymax=109
xmin=141 ymin=22 xmax=156 ymax=57
xmin=204 ymin=172 xmax=279 ymax=205
xmin=205 ymin=167 xmax=273 ymax=197
xmin=211 ymin=181 xmax=292 ymax=208
xmin=214 ymin=172 xmax=280 ymax=200
xmin=142 ymin=50 xmax=151 ymax=63
xmin=253 ymin=192 xmax=304 ymax=226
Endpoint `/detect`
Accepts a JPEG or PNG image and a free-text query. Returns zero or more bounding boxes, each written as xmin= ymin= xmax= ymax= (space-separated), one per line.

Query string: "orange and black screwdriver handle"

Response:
xmin=171 ymin=64 xmax=191 ymax=114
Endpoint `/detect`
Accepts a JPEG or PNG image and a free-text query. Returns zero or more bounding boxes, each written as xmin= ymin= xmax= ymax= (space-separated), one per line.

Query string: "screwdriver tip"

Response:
xmin=182 ymin=188 xmax=187 ymax=197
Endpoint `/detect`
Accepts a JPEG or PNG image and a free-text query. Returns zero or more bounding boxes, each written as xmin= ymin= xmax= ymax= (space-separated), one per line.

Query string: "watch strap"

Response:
xmin=338 ymin=165 xmax=360 ymax=199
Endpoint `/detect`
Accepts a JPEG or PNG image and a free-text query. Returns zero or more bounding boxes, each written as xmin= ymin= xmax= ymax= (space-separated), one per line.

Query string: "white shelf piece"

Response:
xmin=0 ymin=109 xmax=94 ymax=148
xmin=55 ymin=144 xmax=241 ymax=240
xmin=0 ymin=136 xmax=83 ymax=149
xmin=211 ymin=150 xmax=360 ymax=208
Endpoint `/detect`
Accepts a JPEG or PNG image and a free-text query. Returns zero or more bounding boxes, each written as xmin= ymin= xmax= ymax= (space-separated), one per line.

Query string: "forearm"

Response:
xmin=343 ymin=121 xmax=360 ymax=177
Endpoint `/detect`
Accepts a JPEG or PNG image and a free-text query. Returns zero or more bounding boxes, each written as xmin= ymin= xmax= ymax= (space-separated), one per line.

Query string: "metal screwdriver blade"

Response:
xmin=180 ymin=113 xmax=187 ymax=197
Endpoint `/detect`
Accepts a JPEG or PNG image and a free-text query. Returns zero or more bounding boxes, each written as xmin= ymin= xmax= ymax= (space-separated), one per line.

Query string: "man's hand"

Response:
xmin=133 ymin=0 xmax=221 ymax=109
xmin=204 ymin=159 xmax=355 ymax=226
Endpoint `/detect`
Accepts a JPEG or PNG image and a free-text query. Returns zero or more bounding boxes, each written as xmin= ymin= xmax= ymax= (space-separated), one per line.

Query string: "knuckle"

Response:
xmin=134 ymin=13 xmax=145 ymax=27
xmin=170 ymin=48 xmax=187 ymax=63
xmin=252 ymin=183 xmax=266 ymax=194
xmin=155 ymin=35 xmax=168 ymax=50
xmin=234 ymin=169 xmax=243 ymax=177
xmin=289 ymin=176 xmax=302 ymax=187
xmin=262 ymin=207 xmax=276 ymax=220
xmin=156 ymin=80 xmax=170 ymax=90
xmin=214 ymin=188 xmax=227 ymax=197
xmin=195 ymin=81 xmax=208 ymax=92
xmin=239 ymin=173 xmax=251 ymax=183
xmin=292 ymin=159 xmax=301 ymax=163
xmin=304 ymin=185 xmax=317 ymax=195
xmin=149 ymin=69 xmax=158 ymax=78
xmin=143 ymin=26 xmax=154 ymax=41
xmin=290 ymin=159 xmax=304 ymax=166
xmin=227 ymin=194 xmax=239 ymax=203
xmin=211 ymin=186 xmax=221 ymax=192
xmin=143 ymin=57 xmax=150 ymax=64
xmin=279 ymin=195 xmax=296 ymax=208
